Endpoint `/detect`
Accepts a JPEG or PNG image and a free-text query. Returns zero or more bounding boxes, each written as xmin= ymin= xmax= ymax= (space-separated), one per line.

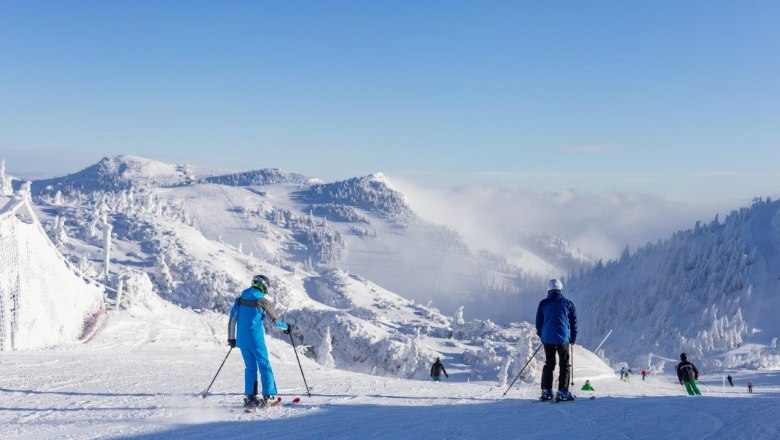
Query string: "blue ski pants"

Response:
xmin=240 ymin=344 xmax=277 ymax=397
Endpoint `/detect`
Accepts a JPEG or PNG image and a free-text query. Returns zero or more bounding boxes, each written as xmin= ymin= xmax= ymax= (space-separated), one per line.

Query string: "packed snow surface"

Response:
xmin=3 ymin=300 xmax=779 ymax=440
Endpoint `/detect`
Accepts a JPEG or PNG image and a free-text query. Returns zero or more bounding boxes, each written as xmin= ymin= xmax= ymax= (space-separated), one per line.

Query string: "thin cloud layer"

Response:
xmin=391 ymin=178 xmax=733 ymax=261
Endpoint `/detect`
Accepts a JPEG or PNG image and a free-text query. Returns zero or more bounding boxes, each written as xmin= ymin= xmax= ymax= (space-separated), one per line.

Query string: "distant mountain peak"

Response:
xmin=295 ymin=173 xmax=413 ymax=221
xmin=367 ymin=172 xmax=395 ymax=189
xmin=27 ymin=155 xmax=191 ymax=195
xmin=201 ymin=168 xmax=320 ymax=186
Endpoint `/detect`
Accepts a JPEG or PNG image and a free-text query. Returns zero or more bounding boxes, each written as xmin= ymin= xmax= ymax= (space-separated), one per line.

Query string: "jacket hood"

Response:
xmin=242 ymin=286 xmax=265 ymax=300
xmin=547 ymin=290 xmax=563 ymax=299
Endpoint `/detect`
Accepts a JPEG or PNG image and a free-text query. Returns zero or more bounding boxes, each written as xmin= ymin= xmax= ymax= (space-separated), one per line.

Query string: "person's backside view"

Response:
xmin=676 ymin=353 xmax=701 ymax=396
xmin=536 ymin=278 xmax=577 ymax=401
xmin=430 ymin=357 xmax=449 ymax=381
xmin=228 ymin=274 xmax=292 ymax=409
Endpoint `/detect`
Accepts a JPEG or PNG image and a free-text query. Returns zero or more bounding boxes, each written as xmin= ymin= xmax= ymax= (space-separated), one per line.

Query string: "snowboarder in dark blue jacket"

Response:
xmin=536 ymin=279 xmax=577 ymax=401
xmin=228 ymin=275 xmax=291 ymax=408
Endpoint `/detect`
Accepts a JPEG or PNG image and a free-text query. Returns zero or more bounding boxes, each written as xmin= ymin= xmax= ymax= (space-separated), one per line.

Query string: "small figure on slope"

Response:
xmin=228 ymin=274 xmax=293 ymax=410
xmin=641 ymin=370 xmax=647 ymax=381
xmin=676 ymin=353 xmax=701 ymax=396
xmin=580 ymin=380 xmax=595 ymax=391
xmin=727 ymin=374 xmax=734 ymax=387
xmin=619 ymin=367 xmax=626 ymax=381
xmin=536 ymin=279 xmax=578 ymax=401
xmin=747 ymin=380 xmax=753 ymax=394
xmin=430 ymin=357 xmax=449 ymax=381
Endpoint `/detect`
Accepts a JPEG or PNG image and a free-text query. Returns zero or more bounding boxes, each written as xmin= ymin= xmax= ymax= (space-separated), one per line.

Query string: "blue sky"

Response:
xmin=1 ymin=1 xmax=779 ymax=200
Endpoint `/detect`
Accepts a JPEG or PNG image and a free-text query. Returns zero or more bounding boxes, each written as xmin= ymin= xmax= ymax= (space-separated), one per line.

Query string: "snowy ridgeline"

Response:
xmin=293 ymin=173 xmax=414 ymax=223
xmin=22 ymin=156 xmax=582 ymax=324
xmin=0 ymin=180 xmax=565 ymax=382
xmin=19 ymin=155 xmax=780 ymax=379
xmin=570 ymin=197 xmax=780 ymax=372
xmin=0 ymin=195 xmax=103 ymax=350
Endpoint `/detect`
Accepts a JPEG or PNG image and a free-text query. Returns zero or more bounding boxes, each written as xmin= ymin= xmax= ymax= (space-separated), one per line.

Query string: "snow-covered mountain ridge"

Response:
xmin=1 ymin=155 xmax=597 ymax=383
xmin=17 ymin=155 xmax=588 ymax=323
xmin=570 ymin=197 xmax=780 ymax=372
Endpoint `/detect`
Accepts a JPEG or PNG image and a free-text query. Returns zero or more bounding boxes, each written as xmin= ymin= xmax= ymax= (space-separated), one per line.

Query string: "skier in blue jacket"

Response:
xmin=228 ymin=274 xmax=292 ymax=408
xmin=536 ymin=279 xmax=578 ymax=401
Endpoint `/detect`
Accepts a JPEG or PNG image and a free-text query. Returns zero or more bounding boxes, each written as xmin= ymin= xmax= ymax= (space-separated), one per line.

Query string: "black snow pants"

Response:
xmin=541 ymin=343 xmax=571 ymax=392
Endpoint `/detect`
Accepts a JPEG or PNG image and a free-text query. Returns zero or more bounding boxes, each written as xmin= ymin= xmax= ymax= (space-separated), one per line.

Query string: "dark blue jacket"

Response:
xmin=536 ymin=290 xmax=577 ymax=345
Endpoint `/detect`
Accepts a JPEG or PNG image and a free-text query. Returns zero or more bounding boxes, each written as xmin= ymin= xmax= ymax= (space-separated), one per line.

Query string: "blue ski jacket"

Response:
xmin=228 ymin=287 xmax=288 ymax=348
xmin=535 ymin=290 xmax=577 ymax=345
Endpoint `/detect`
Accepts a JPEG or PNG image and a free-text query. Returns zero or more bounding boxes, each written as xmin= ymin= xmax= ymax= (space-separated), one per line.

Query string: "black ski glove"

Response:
xmin=284 ymin=324 xmax=293 ymax=335
xmin=228 ymin=339 xmax=236 ymax=348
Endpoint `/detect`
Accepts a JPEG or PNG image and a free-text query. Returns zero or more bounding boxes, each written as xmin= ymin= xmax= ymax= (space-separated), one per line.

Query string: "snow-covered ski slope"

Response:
xmin=0 ymin=194 xmax=103 ymax=350
xmin=570 ymin=198 xmax=780 ymax=371
xmin=0 ymin=219 xmax=769 ymax=439
xmin=3 ymin=298 xmax=779 ymax=440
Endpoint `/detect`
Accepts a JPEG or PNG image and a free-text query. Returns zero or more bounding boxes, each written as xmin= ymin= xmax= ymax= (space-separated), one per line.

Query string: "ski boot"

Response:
xmin=243 ymin=395 xmax=261 ymax=412
xmin=259 ymin=395 xmax=280 ymax=409
xmin=540 ymin=389 xmax=554 ymax=401
xmin=555 ymin=390 xmax=575 ymax=402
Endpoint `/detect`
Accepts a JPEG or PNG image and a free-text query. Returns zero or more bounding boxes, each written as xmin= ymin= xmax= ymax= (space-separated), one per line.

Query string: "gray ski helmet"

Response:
xmin=548 ymin=279 xmax=563 ymax=292
xmin=252 ymin=274 xmax=271 ymax=293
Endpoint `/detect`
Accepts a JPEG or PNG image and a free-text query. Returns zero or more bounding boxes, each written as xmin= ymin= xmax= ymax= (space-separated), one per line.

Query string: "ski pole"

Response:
xmin=570 ymin=343 xmax=575 ymax=386
xmin=502 ymin=344 xmax=542 ymax=397
xmin=288 ymin=331 xmax=312 ymax=398
xmin=201 ymin=347 xmax=233 ymax=398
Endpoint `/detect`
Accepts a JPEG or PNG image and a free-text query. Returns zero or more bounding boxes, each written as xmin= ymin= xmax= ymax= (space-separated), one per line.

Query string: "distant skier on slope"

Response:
xmin=747 ymin=380 xmax=753 ymax=394
xmin=430 ymin=357 xmax=449 ymax=381
xmin=228 ymin=274 xmax=292 ymax=409
xmin=580 ymin=380 xmax=595 ymax=391
xmin=727 ymin=374 xmax=734 ymax=386
xmin=676 ymin=353 xmax=701 ymax=396
xmin=536 ymin=279 xmax=577 ymax=401
xmin=641 ymin=370 xmax=647 ymax=381
xmin=619 ymin=367 xmax=626 ymax=381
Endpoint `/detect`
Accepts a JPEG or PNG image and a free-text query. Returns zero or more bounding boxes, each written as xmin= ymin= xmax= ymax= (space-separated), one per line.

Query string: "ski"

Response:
xmin=235 ymin=397 xmax=301 ymax=413
xmin=240 ymin=397 xmax=282 ymax=413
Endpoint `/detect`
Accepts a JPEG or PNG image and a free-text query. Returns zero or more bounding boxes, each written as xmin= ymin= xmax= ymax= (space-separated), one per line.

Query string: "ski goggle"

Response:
xmin=253 ymin=281 xmax=268 ymax=293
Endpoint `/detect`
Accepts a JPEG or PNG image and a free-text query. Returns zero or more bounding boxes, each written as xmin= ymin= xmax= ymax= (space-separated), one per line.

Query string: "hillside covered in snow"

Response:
xmin=18 ymin=155 xmax=590 ymax=324
xmin=1 ymin=155 xmax=594 ymax=384
xmin=570 ymin=197 xmax=780 ymax=372
xmin=4 ymin=155 xmax=780 ymax=439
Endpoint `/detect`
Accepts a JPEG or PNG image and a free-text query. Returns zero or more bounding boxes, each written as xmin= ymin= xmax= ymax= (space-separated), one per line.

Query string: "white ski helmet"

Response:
xmin=548 ymin=279 xmax=563 ymax=292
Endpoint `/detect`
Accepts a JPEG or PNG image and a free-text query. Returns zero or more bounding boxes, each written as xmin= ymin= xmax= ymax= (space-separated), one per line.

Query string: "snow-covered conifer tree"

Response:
xmin=0 ymin=160 xmax=11 ymax=196
xmin=317 ymin=326 xmax=336 ymax=368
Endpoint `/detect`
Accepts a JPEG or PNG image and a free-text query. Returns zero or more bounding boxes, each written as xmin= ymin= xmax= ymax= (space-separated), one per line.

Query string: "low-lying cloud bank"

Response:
xmin=390 ymin=178 xmax=736 ymax=262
